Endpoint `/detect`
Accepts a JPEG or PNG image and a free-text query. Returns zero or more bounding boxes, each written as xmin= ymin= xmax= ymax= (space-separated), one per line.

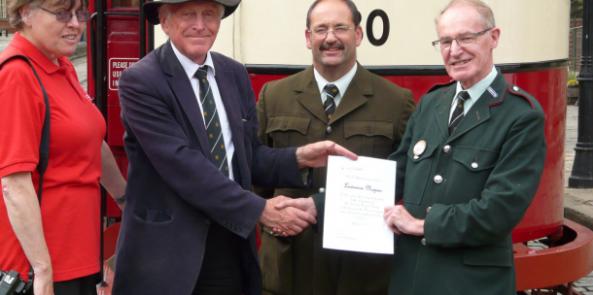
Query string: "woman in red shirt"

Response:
xmin=0 ymin=1 xmax=126 ymax=294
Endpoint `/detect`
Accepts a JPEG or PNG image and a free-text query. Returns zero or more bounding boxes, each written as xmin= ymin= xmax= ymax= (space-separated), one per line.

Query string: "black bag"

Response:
xmin=0 ymin=271 xmax=31 ymax=295
xmin=0 ymin=55 xmax=51 ymax=295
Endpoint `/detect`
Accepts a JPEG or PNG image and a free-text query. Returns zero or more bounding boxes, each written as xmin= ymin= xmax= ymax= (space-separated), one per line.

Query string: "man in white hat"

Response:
xmin=112 ymin=1 xmax=356 ymax=294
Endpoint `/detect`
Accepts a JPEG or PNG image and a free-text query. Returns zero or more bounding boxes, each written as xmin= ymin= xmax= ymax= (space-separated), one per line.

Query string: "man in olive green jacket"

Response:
xmin=383 ymin=1 xmax=546 ymax=294
xmin=256 ymin=1 xmax=415 ymax=294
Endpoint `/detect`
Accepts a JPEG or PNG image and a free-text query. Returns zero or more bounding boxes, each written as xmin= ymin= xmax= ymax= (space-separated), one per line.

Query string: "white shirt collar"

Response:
xmin=170 ymin=41 xmax=216 ymax=79
xmin=313 ymin=63 xmax=358 ymax=106
xmin=454 ymin=66 xmax=497 ymax=102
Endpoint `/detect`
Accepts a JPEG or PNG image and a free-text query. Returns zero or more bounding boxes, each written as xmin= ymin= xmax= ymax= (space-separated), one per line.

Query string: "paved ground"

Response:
xmin=3 ymin=33 xmax=593 ymax=293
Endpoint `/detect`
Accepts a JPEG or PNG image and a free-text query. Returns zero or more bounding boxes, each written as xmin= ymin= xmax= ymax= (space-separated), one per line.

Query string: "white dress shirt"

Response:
xmin=171 ymin=43 xmax=235 ymax=180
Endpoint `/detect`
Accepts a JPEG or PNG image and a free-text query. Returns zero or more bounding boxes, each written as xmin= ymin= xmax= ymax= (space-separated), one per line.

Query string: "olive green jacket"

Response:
xmin=388 ymin=72 xmax=546 ymax=295
xmin=256 ymin=65 xmax=415 ymax=295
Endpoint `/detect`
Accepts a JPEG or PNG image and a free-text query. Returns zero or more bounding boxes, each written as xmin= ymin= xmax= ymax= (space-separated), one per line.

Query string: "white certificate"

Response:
xmin=322 ymin=155 xmax=396 ymax=254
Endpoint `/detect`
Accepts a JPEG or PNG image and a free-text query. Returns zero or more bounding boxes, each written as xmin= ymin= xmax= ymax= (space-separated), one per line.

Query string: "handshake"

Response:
xmin=259 ymin=196 xmax=317 ymax=237
xmin=258 ymin=139 xmax=358 ymax=237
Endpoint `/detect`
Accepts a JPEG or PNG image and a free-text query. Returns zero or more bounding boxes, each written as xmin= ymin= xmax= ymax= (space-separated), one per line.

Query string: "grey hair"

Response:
xmin=435 ymin=0 xmax=495 ymax=28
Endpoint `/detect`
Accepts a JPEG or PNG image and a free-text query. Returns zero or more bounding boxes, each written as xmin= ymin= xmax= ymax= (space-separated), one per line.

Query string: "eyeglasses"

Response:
xmin=432 ymin=28 xmax=492 ymax=50
xmin=39 ymin=7 xmax=90 ymax=23
xmin=308 ymin=25 xmax=353 ymax=39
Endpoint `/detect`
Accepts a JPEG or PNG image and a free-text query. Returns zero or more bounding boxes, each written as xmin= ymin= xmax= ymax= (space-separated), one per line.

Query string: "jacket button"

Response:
xmin=319 ymin=187 xmax=325 ymax=193
xmin=426 ymin=206 xmax=432 ymax=213
xmin=326 ymin=125 xmax=332 ymax=134
xmin=443 ymin=145 xmax=451 ymax=153
xmin=471 ymin=162 xmax=479 ymax=169
xmin=433 ymin=175 xmax=443 ymax=184
xmin=421 ymin=238 xmax=427 ymax=246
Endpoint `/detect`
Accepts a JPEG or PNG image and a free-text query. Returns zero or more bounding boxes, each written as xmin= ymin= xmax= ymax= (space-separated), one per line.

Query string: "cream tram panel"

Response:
xmin=153 ymin=0 xmax=569 ymax=65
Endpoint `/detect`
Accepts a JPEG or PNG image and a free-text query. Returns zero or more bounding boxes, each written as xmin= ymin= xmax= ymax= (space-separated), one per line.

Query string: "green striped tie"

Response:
xmin=195 ymin=66 xmax=229 ymax=176
xmin=323 ymin=84 xmax=338 ymax=116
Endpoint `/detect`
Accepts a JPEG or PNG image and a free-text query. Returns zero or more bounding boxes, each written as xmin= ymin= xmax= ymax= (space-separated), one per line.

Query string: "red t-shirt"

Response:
xmin=0 ymin=33 xmax=106 ymax=282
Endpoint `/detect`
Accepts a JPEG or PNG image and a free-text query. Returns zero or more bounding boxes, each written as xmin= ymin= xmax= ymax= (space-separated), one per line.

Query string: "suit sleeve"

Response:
xmin=119 ymin=66 xmax=265 ymax=239
xmin=424 ymin=109 xmax=546 ymax=247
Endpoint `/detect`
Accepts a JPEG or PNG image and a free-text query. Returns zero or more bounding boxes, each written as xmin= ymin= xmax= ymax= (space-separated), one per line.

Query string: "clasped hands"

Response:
xmin=260 ymin=196 xmax=317 ymax=237
xmin=260 ymin=140 xmax=357 ymax=237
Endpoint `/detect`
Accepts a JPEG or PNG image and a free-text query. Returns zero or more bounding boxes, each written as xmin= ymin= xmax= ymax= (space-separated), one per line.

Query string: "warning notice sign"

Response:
xmin=108 ymin=58 xmax=139 ymax=91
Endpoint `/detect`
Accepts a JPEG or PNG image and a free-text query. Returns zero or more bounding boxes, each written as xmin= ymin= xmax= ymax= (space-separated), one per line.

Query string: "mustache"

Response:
xmin=320 ymin=43 xmax=345 ymax=51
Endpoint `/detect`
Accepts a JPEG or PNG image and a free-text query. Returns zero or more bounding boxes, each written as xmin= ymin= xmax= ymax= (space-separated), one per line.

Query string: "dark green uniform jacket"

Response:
xmin=257 ymin=65 xmax=415 ymax=295
xmin=388 ymin=72 xmax=546 ymax=295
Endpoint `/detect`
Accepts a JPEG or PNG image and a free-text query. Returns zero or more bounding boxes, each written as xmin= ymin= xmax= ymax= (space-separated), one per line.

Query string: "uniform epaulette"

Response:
xmin=427 ymin=79 xmax=456 ymax=93
xmin=507 ymin=85 xmax=536 ymax=109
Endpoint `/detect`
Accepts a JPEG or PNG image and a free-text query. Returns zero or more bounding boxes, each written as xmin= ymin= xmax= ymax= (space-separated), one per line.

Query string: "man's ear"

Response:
xmin=489 ymin=27 xmax=501 ymax=49
xmin=305 ymin=29 xmax=313 ymax=50
xmin=160 ymin=15 xmax=170 ymax=35
xmin=355 ymin=26 xmax=363 ymax=47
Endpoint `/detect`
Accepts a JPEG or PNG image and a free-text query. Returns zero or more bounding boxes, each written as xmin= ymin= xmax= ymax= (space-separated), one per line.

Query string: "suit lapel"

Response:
xmin=212 ymin=54 xmax=248 ymax=185
xmin=432 ymin=84 xmax=456 ymax=140
xmin=448 ymin=73 xmax=507 ymax=142
xmin=329 ymin=66 xmax=370 ymax=124
xmin=159 ymin=42 xmax=211 ymax=155
xmin=295 ymin=67 xmax=327 ymax=123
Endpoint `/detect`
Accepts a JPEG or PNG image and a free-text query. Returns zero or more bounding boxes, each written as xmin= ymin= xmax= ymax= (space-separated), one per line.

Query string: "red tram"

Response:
xmin=87 ymin=0 xmax=593 ymax=293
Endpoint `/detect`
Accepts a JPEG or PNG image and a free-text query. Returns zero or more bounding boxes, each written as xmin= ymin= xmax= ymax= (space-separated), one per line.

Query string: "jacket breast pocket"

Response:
xmin=344 ymin=121 xmax=394 ymax=157
xmin=447 ymin=147 xmax=499 ymax=202
xmin=452 ymin=146 xmax=499 ymax=172
xmin=403 ymin=142 xmax=438 ymax=205
xmin=266 ymin=116 xmax=311 ymax=147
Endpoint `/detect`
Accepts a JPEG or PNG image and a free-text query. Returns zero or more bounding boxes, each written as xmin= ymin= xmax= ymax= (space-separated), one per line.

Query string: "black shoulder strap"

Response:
xmin=0 ymin=55 xmax=50 ymax=202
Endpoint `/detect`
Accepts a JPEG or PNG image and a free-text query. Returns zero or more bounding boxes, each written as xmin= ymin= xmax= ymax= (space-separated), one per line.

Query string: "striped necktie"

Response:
xmin=323 ymin=84 xmax=339 ymax=116
xmin=195 ymin=66 xmax=229 ymax=176
xmin=448 ymin=90 xmax=470 ymax=134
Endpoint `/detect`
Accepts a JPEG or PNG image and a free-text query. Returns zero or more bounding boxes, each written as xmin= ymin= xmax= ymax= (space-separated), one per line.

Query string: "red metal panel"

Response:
xmin=101 ymin=8 xmax=140 ymax=217
xmin=508 ymin=69 xmax=567 ymax=242
xmin=105 ymin=8 xmax=140 ymax=147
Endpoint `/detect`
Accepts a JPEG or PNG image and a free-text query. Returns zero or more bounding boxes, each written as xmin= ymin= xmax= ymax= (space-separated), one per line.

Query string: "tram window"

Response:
xmin=112 ymin=0 xmax=140 ymax=8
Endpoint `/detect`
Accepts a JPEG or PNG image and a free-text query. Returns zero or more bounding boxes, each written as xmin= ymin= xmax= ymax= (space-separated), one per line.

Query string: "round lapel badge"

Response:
xmin=413 ymin=140 xmax=427 ymax=159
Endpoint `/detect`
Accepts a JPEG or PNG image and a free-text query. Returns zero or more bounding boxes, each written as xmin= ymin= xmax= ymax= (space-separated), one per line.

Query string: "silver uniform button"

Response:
xmin=513 ymin=86 xmax=519 ymax=91
xmin=421 ymin=238 xmax=427 ymax=246
xmin=319 ymin=187 xmax=325 ymax=193
xmin=443 ymin=145 xmax=451 ymax=153
xmin=326 ymin=125 xmax=332 ymax=133
xmin=413 ymin=155 xmax=419 ymax=160
xmin=433 ymin=175 xmax=443 ymax=184
xmin=471 ymin=162 xmax=479 ymax=169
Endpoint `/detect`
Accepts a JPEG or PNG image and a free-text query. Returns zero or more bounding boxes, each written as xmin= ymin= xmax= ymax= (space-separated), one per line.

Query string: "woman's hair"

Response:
xmin=8 ymin=0 xmax=79 ymax=30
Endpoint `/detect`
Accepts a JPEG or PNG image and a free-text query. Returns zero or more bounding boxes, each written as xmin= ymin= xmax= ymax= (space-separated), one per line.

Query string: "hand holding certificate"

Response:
xmin=323 ymin=156 xmax=396 ymax=254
